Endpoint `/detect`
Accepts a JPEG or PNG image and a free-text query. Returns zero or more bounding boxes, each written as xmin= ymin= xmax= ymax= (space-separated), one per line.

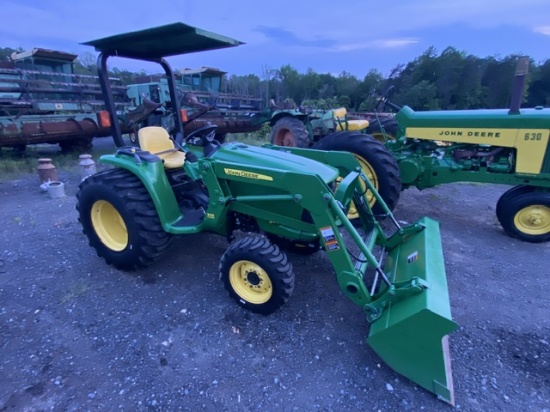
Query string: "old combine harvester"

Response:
xmin=126 ymin=66 xmax=263 ymax=143
xmin=77 ymin=23 xmax=458 ymax=404
xmin=0 ymin=48 xmax=129 ymax=151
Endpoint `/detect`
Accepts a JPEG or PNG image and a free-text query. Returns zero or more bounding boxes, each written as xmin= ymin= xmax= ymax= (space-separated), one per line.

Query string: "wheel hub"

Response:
xmin=91 ymin=200 xmax=128 ymax=251
xmin=246 ymin=271 xmax=261 ymax=286
xmin=514 ymin=205 xmax=550 ymax=235
xmin=229 ymin=260 xmax=273 ymax=304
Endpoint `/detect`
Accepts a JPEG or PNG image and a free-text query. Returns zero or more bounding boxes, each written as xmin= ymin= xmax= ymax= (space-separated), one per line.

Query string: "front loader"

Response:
xmin=77 ymin=23 xmax=458 ymax=404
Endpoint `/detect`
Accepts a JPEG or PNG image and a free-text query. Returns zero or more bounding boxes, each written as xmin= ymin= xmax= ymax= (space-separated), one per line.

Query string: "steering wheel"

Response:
xmin=185 ymin=124 xmax=219 ymax=147
xmin=376 ymin=86 xmax=402 ymax=112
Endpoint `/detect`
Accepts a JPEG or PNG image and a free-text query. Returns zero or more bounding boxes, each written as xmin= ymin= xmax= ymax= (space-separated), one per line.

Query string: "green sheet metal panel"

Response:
xmin=82 ymin=22 xmax=243 ymax=59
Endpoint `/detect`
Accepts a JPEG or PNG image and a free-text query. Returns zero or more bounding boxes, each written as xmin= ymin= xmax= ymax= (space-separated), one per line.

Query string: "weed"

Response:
xmin=60 ymin=281 xmax=90 ymax=304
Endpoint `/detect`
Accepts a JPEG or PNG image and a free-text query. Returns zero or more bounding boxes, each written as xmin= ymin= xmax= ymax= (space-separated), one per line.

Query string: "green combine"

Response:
xmin=76 ymin=23 xmax=458 ymax=404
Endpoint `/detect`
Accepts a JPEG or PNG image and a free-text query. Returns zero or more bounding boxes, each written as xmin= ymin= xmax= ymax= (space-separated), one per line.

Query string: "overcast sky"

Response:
xmin=2 ymin=0 xmax=550 ymax=78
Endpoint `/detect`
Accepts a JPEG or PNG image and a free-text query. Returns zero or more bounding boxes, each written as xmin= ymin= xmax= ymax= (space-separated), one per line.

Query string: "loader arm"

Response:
xmin=192 ymin=147 xmax=457 ymax=404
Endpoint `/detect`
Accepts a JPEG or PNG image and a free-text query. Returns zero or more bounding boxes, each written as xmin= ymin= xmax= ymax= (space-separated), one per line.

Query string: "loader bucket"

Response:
xmin=367 ymin=217 xmax=457 ymax=405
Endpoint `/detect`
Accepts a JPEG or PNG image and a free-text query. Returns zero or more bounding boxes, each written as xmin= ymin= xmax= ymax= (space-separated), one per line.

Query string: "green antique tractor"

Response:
xmin=366 ymin=58 xmax=550 ymax=243
xmin=270 ymin=59 xmax=550 ymax=243
xmin=255 ymin=104 xmax=402 ymax=218
xmin=76 ymin=23 xmax=457 ymax=404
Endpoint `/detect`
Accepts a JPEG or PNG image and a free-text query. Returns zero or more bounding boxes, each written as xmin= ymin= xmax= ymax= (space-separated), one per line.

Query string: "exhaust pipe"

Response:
xmin=508 ymin=57 xmax=530 ymax=115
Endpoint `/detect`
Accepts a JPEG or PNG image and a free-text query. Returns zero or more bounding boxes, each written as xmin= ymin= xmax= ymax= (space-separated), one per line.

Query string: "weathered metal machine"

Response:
xmin=0 ymin=48 xmax=128 ymax=151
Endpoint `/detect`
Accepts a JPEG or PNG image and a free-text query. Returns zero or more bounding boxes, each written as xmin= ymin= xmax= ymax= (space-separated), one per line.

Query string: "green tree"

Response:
xmin=0 ymin=47 xmax=22 ymax=62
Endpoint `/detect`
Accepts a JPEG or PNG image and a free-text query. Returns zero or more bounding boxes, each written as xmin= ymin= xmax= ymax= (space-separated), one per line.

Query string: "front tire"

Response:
xmin=219 ymin=235 xmax=294 ymax=314
xmin=313 ymin=132 xmax=401 ymax=216
xmin=76 ymin=168 xmax=173 ymax=270
xmin=496 ymin=185 xmax=535 ymax=222
xmin=497 ymin=191 xmax=550 ymax=243
xmin=269 ymin=117 xmax=310 ymax=148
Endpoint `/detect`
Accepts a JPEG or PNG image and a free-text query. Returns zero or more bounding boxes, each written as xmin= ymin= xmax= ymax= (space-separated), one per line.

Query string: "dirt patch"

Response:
xmin=0 ymin=165 xmax=549 ymax=411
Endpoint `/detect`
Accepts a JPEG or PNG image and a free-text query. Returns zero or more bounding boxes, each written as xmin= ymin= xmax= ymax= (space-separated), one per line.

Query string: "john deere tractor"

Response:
xmin=76 ymin=23 xmax=458 ymax=404
xmin=258 ymin=103 xmax=402 ymax=218
xmin=366 ymin=58 xmax=550 ymax=243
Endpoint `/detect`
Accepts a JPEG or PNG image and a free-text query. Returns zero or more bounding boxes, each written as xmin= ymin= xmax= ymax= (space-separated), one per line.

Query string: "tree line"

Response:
xmin=223 ymin=47 xmax=550 ymax=112
xmin=2 ymin=45 xmax=549 ymax=111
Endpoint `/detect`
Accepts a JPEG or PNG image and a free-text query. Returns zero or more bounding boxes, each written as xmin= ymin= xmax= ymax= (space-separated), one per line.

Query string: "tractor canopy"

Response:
xmin=82 ymin=22 xmax=243 ymax=60
xmin=83 ymin=22 xmax=245 ymax=147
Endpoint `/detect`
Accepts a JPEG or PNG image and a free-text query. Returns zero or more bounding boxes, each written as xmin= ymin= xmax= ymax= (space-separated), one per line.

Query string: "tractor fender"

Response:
xmin=269 ymin=111 xmax=308 ymax=126
xmin=99 ymin=154 xmax=182 ymax=229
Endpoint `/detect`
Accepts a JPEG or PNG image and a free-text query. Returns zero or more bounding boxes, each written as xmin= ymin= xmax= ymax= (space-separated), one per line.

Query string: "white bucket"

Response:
xmin=47 ymin=181 xmax=65 ymax=199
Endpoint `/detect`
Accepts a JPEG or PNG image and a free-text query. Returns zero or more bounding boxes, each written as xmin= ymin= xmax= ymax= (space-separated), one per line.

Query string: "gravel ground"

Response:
xmin=0 ymin=149 xmax=549 ymax=411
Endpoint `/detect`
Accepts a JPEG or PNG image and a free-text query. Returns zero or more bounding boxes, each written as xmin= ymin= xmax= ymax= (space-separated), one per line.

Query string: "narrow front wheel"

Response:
xmin=219 ymin=235 xmax=294 ymax=314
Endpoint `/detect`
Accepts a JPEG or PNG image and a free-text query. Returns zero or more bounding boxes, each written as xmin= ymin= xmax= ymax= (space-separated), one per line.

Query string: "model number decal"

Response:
xmin=524 ymin=132 xmax=543 ymax=141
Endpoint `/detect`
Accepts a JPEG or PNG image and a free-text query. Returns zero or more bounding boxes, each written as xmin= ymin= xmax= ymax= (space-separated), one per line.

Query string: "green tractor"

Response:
xmin=77 ymin=23 xmax=457 ymax=404
xmin=259 ymin=104 xmax=402 ymax=218
xmin=367 ymin=58 xmax=550 ymax=243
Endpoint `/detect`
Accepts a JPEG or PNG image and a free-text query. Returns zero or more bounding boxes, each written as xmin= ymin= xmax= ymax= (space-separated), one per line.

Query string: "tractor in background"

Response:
xmin=76 ymin=22 xmax=458 ymax=404
xmin=270 ymin=58 xmax=550 ymax=243
xmin=367 ymin=57 xmax=550 ymax=243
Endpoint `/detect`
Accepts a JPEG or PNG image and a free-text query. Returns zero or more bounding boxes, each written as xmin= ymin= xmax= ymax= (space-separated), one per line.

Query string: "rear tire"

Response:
xmin=497 ymin=191 xmax=550 ymax=243
xmin=219 ymin=235 xmax=294 ymax=314
xmin=313 ymin=132 xmax=401 ymax=215
xmin=269 ymin=117 xmax=310 ymax=148
xmin=76 ymin=168 xmax=173 ymax=270
xmin=366 ymin=117 xmax=398 ymax=143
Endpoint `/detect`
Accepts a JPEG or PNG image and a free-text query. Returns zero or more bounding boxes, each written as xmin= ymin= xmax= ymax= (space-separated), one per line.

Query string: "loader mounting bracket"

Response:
xmin=364 ymin=277 xmax=429 ymax=322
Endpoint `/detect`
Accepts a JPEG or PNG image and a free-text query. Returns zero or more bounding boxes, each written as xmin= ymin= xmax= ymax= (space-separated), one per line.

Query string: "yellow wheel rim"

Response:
xmin=339 ymin=155 xmax=378 ymax=219
xmin=514 ymin=205 xmax=550 ymax=235
xmin=91 ymin=200 xmax=128 ymax=251
xmin=274 ymin=129 xmax=295 ymax=147
xmin=229 ymin=260 xmax=272 ymax=304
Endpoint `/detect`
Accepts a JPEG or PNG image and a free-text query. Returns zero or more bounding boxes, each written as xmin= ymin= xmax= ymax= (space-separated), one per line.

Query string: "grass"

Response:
xmin=0 ymin=140 xmax=115 ymax=181
xmin=0 ymin=129 xmax=270 ymax=181
xmin=225 ymin=132 xmax=270 ymax=146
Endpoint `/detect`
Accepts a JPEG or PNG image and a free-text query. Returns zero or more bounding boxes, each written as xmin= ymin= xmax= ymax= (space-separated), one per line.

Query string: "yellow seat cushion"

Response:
xmin=138 ymin=126 xmax=186 ymax=169
xmin=338 ymin=119 xmax=370 ymax=131
xmin=333 ymin=107 xmax=369 ymax=131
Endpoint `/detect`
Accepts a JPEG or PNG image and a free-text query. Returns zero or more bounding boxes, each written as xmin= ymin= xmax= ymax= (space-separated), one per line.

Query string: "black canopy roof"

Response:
xmin=82 ymin=22 xmax=243 ymax=59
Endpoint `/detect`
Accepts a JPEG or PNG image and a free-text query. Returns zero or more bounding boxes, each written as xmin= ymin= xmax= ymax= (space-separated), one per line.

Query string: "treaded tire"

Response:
xmin=497 ymin=191 xmax=550 ymax=243
xmin=313 ymin=132 xmax=401 ymax=215
xmin=269 ymin=117 xmax=310 ymax=148
xmin=219 ymin=235 xmax=294 ymax=314
xmin=76 ymin=168 xmax=173 ymax=270
xmin=496 ymin=185 xmax=535 ymax=222
xmin=366 ymin=117 xmax=398 ymax=143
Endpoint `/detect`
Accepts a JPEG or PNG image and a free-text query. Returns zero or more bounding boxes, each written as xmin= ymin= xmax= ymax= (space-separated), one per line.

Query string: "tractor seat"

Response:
xmin=138 ymin=126 xmax=186 ymax=169
xmin=333 ymin=107 xmax=369 ymax=131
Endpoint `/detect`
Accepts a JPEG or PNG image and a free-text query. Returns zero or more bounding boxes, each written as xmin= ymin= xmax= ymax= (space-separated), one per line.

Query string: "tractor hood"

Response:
xmin=396 ymin=105 xmax=550 ymax=130
xmin=210 ymin=143 xmax=340 ymax=184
